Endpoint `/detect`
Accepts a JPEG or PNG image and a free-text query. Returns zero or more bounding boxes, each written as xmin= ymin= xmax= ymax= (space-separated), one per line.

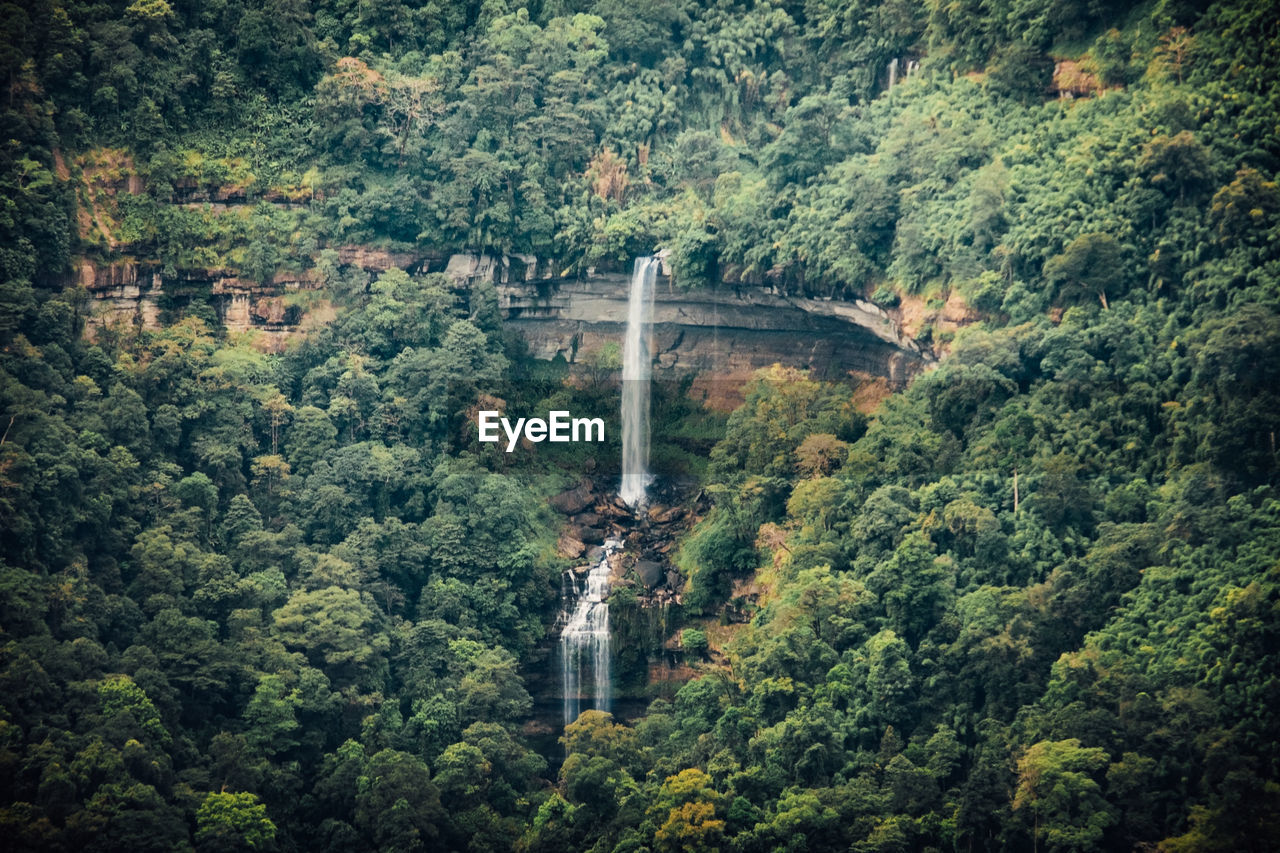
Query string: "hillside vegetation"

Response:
xmin=1 ymin=0 xmax=1279 ymax=850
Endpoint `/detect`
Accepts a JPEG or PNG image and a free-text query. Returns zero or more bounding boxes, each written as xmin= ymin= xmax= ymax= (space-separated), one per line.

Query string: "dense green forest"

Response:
xmin=2 ymin=0 xmax=1279 ymax=850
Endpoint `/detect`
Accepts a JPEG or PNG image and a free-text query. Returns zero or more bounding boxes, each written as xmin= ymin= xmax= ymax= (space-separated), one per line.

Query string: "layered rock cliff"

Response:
xmin=82 ymin=246 xmax=931 ymax=388
xmin=500 ymin=274 xmax=931 ymax=391
xmin=71 ymin=155 xmax=933 ymax=382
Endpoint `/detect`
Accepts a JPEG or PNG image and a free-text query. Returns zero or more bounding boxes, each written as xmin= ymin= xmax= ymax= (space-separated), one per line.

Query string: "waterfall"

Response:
xmin=620 ymin=256 xmax=658 ymax=508
xmin=560 ymin=257 xmax=658 ymax=727
xmin=887 ymin=57 xmax=898 ymax=89
xmin=561 ymin=538 xmax=621 ymax=726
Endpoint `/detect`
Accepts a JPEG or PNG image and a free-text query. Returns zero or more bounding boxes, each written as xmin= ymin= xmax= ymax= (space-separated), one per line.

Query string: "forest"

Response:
xmin=1 ymin=0 xmax=1279 ymax=850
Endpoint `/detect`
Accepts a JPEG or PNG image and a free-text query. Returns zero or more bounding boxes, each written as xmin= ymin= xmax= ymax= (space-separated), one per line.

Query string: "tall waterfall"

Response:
xmin=620 ymin=256 xmax=658 ymax=508
xmin=561 ymin=538 xmax=620 ymax=725
xmin=560 ymin=257 xmax=658 ymax=727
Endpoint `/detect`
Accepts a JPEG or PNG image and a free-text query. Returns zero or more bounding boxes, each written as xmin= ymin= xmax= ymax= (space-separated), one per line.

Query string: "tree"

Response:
xmin=285 ymin=407 xmax=337 ymax=475
xmin=1042 ymin=233 xmax=1127 ymax=310
xmin=1189 ymin=305 xmax=1280 ymax=483
xmin=682 ymin=628 xmax=709 ymax=658
xmin=97 ymin=675 xmax=168 ymax=746
xmin=272 ymin=587 xmax=388 ymax=687
xmin=353 ymin=749 xmax=444 ymax=851
xmin=795 ymin=433 xmax=848 ymax=478
xmin=649 ymin=769 xmax=724 ymax=853
xmin=561 ymin=710 xmax=641 ymax=771
xmin=1013 ymin=739 xmax=1114 ymax=853
xmin=448 ymin=640 xmax=532 ymax=725
xmin=435 ymin=721 xmax=544 ymax=815
xmin=1152 ymin=26 xmax=1195 ymax=83
xmin=195 ymin=791 xmax=277 ymax=851
xmin=259 ymin=392 xmax=293 ymax=456
xmin=1209 ymin=168 xmax=1279 ymax=245
xmin=243 ymin=674 xmax=300 ymax=757
xmin=65 ymin=781 xmax=189 ymax=853
xmin=1138 ymin=130 xmax=1213 ymax=205
xmin=868 ymin=533 xmax=950 ymax=647
xmin=379 ymin=71 xmax=444 ymax=168
xmin=864 ymin=629 xmax=914 ymax=727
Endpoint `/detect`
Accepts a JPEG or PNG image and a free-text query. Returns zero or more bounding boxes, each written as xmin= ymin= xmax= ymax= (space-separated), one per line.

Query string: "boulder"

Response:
xmin=572 ymin=512 xmax=602 ymax=528
xmin=557 ymin=532 xmax=585 ymax=559
xmin=636 ymin=560 xmax=664 ymax=588
xmin=650 ymin=505 xmax=684 ymax=525
xmin=550 ymin=483 xmax=593 ymax=515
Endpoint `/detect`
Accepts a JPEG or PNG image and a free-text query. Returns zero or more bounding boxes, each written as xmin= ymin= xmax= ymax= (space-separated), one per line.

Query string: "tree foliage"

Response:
xmin=2 ymin=0 xmax=1279 ymax=850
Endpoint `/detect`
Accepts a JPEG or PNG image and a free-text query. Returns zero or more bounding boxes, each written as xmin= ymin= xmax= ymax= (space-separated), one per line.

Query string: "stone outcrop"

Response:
xmin=79 ymin=259 xmax=163 ymax=330
xmin=441 ymin=252 xmax=561 ymax=283
xmin=337 ymin=246 xmax=431 ymax=272
xmin=81 ymin=247 xmax=930 ymax=384
xmin=550 ymin=482 xmax=595 ymax=515
xmin=499 ymin=274 xmax=931 ymax=389
xmin=1052 ymin=60 xmax=1104 ymax=98
xmin=82 ymin=261 xmax=326 ymax=349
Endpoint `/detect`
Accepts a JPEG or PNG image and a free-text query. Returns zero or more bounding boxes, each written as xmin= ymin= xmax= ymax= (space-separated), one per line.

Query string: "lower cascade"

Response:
xmin=561 ymin=538 xmax=620 ymax=726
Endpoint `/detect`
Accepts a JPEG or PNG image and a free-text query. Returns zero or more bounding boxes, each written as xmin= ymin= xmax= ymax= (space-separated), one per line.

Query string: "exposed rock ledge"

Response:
xmin=80 ymin=249 xmax=930 ymax=388
xmin=500 ymin=275 xmax=931 ymax=389
xmin=80 ymin=259 xmax=324 ymax=349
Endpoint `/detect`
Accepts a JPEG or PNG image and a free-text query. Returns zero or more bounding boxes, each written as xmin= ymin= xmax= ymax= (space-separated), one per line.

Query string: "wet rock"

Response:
xmin=585 ymin=546 xmax=604 ymax=564
xmin=572 ymin=512 xmax=601 ymax=528
xmin=650 ymin=505 xmax=684 ymax=525
xmin=636 ymin=560 xmax=664 ymax=588
xmin=598 ymin=502 xmax=626 ymax=519
xmin=551 ymin=482 xmax=594 ymax=515
xmin=557 ymin=533 xmax=585 ymax=559
xmin=666 ymin=569 xmax=683 ymax=589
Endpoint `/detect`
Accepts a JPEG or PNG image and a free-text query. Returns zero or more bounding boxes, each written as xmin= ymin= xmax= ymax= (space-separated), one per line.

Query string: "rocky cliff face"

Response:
xmin=500 ymin=274 xmax=931 ymax=394
xmin=80 ymin=247 xmax=444 ymax=349
xmin=81 ymin=249 xmax=551 ymax=348
xmin=71 ymin=153 xmax=934 ymax=382
xmin=82 ymin=246 xmax=931 ymax=389
xmin=81 ymin=259 xmax=324 ymax=350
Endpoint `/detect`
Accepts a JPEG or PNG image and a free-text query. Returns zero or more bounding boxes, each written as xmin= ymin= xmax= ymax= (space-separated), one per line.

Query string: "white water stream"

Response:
xmin=560 ymin=256 xmax=659 ymax=727
xmin=620 ymin=256 xmax=658 ymax=509
xmin=561 ymin=538 xmax=621 ymax=725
